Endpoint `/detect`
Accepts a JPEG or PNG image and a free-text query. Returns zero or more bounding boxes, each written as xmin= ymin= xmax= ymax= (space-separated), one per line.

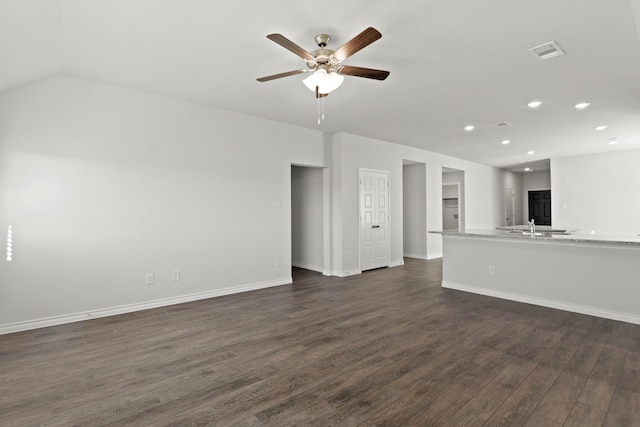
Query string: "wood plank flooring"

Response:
xmin=1 ymin=257 xmax=639 ymax=426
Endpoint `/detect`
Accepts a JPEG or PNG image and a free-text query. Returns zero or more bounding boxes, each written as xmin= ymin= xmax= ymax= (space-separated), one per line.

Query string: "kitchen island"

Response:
xmin=434 ymin=228 xmax=640 ymax=325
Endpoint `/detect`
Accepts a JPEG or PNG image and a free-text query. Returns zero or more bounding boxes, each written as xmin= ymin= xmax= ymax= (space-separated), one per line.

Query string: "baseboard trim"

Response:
xmin=403 ymin=253 xmax=428 ymax=260
xmin=442 ymin=281 xmax=640 ymax=326
xmin=292 ymin=261 xmax=323 ymax=273
xmin=335 ymin=269 xmax=362 ymax=277
xmin=390 ymin=259 xmax=405 ymax=267
xmin=0 ymin=277 xmax=293 ymax=335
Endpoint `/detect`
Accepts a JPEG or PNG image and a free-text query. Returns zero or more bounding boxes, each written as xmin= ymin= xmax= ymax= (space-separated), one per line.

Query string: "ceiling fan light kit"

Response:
xmin=257 ymin=27 xmax=390 ymax=123
xmin=302 ymin=67 xmax=344 ymax=94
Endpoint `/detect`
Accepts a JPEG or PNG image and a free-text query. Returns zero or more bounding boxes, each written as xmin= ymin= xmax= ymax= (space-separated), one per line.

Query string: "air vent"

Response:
xmin=529 ymin=41 xmax=565 ymax=60
xmin=494 ymin=121 xmax=511 ymax=127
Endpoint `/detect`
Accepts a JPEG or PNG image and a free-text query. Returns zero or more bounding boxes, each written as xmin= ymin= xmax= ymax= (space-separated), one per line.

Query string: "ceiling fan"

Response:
xmin=257 ymin=27 xmax=390 ymax=98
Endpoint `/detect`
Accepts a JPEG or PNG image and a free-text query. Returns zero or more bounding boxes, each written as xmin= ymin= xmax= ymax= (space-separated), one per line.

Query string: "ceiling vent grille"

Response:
xmin=529 ymin=41 xmax=565 ymax=60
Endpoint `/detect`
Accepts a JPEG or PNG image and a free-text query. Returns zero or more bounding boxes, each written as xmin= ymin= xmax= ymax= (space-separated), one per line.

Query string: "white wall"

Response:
xmin=330 ymin=132 xmax=506 ymax=269
xmin=0 ymin=75 xmax=326 ymax=330
xmin=0 ymin=74 xmax=514 ymax=331
xmin=291 ymin=166 xmax=323 ymax=272
xmin=441 ymin=184 xmax=458 ymax=199
xmin=552 ymin=150 xmax=640 ymax=235
xmin=522 ymin=170 xmax=550 ymax=224
xmin=403 ymin=163 xmax=426 ymax=259
xmin=461 ymin=164 xmax=505 ymax=230
xmin=442 ymin=235 xmax=640 ymax=325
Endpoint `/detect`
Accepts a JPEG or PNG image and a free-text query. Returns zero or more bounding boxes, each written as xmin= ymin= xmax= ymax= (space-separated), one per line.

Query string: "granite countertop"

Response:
xmin=432 ymin=228 xmax=640 ymax=246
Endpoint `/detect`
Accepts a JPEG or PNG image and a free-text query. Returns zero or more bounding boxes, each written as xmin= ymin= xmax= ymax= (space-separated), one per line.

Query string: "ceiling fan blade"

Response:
xmin=332 ymin=27 xmax=382 ymax=61
xmin=339 ymin=65 xmax=390 ymax=80
xmin=266 ymin=34 xmax=315 ymax=61
xmin=257 ymin=69 xmax=310 ymax=82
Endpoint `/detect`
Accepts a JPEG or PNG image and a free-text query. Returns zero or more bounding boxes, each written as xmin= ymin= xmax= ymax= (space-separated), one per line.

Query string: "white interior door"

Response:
xmin=505 ymin=187 xmax=515 ymax=226
xmin=360 ymin=170 xmax=390 ymax=271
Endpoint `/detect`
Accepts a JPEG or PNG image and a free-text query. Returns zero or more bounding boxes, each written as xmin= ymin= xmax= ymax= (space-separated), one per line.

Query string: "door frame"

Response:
xmin=504 ymin=187 xmax=515 ymax=227
xmin=358 ymin=168 xmax=391 ymax=272
xmin=525 ymin=187 xmax=551 ymax=225
xmin=442 ymin=183 xmax=461 ymax=232
xmin=290 ymin=163 xmax=331 ymax=277
xmin=442 ymin=168 xmax=465 ymax=232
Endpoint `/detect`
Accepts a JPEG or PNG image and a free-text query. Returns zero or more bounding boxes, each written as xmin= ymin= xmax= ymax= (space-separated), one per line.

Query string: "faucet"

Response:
xmin=528 ymin=219 xmax=535 ymax=233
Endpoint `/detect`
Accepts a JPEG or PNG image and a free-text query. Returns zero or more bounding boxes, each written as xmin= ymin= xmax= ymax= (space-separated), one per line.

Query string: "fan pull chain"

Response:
xmin=316 ymin=86 xmax=320 ymax=124
xmin=315 ymin=86 xmax=327 ymax=125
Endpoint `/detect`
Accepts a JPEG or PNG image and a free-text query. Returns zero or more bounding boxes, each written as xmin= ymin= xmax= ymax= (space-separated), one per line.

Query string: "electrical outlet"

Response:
xmin=488 ymin=265 xmax=495 ymax=275
xmin=172 ymin=270 xmax=180 ymax=281
xmin=275 ymin=258 xmax=281 ymax=268
xmin=145 ymin=273 xmax=154 ymax=285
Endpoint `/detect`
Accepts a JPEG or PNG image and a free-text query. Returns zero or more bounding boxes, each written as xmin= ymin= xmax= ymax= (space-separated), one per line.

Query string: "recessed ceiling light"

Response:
xmin=607 ymin=137 xmax=619 ymax=145
xmin=524 ymin=168 xmax=533 ymax=172
xmin=527 ymin=100 xmax=543 ymax=108
xmin=463 ymin=125 xmax=475 ymax=132
xmin=527 ymin=150 xmax=535 ymax=155
xmin=594 ymin=125 xmax=608 ymax=131
xmin=574 ymin=102 xmax=591 ymax=110
xmin=501 ymin=140 xmax=511 ymax=145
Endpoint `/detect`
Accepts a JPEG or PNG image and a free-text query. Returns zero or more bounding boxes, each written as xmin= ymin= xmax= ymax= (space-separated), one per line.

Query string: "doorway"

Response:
xmin=442 ymin=184 xmax=459 ymax=231
xmin=403 ymin=161 xmax=426 ymax=259
xmin=442 ymin=167 xmax=465 ymax=231
xmin=528 ymin=190 xmax=551 ymax=225
xmin=504 ymin=188 xmax=515 ymax=226
xmin=291 ymin=165 xmax=324 ymax=273
xmin=359 ymin=169 xmax=390 ymax=271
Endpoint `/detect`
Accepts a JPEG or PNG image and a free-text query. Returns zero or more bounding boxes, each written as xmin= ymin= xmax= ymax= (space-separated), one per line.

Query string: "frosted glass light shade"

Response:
xmin=303 ymin=69 xmax=344 ymax=94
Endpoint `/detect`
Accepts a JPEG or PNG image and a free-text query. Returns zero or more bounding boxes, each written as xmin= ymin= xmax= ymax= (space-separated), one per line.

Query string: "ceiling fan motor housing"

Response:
xmin=306 ymin=34 xmax=335 ymax=69
xmin=314 ymin=34 xmax=330 ymax=47
xmin=308 ymin=49 xmax=336 ymax=68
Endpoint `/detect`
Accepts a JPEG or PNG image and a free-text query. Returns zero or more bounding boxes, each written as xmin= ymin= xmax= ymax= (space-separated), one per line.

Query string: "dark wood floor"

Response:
xmin=1 ymin=258 xmax=639 ymax=426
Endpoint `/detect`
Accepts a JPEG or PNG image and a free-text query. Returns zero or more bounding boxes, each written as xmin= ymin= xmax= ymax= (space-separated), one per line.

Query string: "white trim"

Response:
xmin=358 ymin=168 xmax=391 ymax=272
xmin=292 ymin=261 xmax=323 ymax=273
xmin=442 ymin=280 xmax=640 ymax=326
xmin=504 ymin=187 xmax=515 ymax=227
xmin=403 ymin=253 xmax=428 ymax=260
xmin=358 ymin=167 xmax=391 ymax=175
xmin=0 ymin=278 xmax=292 ymax=335
xmin=290 ymin=164 xmax=329 ymax=283
xmin=335 ymin=269 xmax=362 ymax=277
xmin=442 ymin=182 xmax=461 ymax=232
xmin=390 ymin=259 xmax=405 ymax=267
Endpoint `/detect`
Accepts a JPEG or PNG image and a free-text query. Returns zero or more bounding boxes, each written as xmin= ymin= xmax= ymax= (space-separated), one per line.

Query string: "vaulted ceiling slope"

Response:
xmin=2 ymin=0 xmax=640 ymax=170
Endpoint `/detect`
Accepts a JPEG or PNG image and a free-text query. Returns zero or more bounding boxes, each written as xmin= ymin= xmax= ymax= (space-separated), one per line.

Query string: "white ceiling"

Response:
xmin=2 ymin=0 xmax=640 ymax=172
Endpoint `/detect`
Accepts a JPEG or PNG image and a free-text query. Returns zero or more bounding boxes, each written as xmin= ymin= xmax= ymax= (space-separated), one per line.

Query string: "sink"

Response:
xmin=498 ymin=227 xmax=574 ymax=236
